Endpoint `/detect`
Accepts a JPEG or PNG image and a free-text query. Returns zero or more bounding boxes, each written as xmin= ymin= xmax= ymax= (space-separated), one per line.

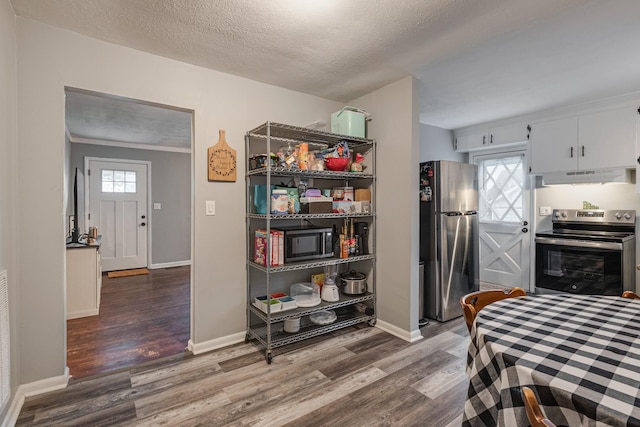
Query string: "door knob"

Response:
xmin=523 ymin=221 xmax=528 ymax=226
xmin=522 ymin=227 xmax=528 ymax=233
xmin=141 ymin=222 xmax=146 ymax=226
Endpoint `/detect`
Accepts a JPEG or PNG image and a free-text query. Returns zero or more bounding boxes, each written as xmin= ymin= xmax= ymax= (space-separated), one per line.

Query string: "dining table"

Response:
xmin=462 ymin=293 xmax=640 ymax=427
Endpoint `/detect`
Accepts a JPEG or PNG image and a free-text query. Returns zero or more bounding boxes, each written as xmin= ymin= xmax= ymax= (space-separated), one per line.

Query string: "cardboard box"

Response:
xmin=300 ymin=196 xmax=333 ymax=214
xmin=333 ymin=201 xmax=355 ymax=214
xmin=355 ymin=188 xmax=371 ymax=201
xmin=353 ymin=201 xmax=371 ymax=214
xmin=333 ymin=187 xmax=353 ymax=201
xmin=254 ymin=229 xmax=283 ymax=266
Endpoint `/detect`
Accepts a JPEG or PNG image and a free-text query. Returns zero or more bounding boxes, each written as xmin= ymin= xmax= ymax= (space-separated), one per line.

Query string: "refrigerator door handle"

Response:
xmin=464 ymin=210 xmax=477 ymax=215
xmin=444 ymin=212 xmax=463 ymax=216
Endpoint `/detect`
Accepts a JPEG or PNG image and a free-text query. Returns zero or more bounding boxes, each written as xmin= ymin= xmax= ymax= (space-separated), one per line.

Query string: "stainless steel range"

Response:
xmin=535 ymin=209 xmax=636 ymax=295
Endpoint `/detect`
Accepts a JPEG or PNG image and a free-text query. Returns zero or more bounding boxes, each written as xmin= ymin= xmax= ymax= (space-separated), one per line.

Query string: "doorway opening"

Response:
xmin=64 ymin=87 xmax=193 ymax=379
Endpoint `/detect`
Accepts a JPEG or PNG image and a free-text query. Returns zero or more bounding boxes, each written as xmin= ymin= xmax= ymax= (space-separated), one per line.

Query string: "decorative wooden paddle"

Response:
xmin=208 ymin=129 xmax=237 ymax=182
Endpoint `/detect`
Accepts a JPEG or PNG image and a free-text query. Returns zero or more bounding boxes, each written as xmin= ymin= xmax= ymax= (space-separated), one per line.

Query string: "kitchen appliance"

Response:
xmin=354 ymin=222 xmax=369 ymax=255
xmin=321 ymin=265 xmax=339 ymax=302
xmin=419 ymin=160 xmax=479 ymax=322
xmin=279 ymin=226 xmax=333 ymax=263
xmin=535 ymin=209 xmax=635 ymax=295
xmin=340 ymin=270 xmax=368 ymax=295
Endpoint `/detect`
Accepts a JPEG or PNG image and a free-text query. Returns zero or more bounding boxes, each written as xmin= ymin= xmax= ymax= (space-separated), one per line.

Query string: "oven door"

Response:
xmin=535 ymin=237 xmax=624 ymax=295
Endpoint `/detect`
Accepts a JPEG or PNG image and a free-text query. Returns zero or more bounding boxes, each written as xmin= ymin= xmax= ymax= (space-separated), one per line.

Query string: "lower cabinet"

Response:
xmin=66 ymin=246 xmax=102 ymax=319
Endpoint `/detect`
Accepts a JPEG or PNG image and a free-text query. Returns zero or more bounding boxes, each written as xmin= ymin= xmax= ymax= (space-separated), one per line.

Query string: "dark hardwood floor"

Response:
xmin=20 ymin=313 xmax=469 ymax=426
xmin=66 ymin=266 xmax=191 ymax=379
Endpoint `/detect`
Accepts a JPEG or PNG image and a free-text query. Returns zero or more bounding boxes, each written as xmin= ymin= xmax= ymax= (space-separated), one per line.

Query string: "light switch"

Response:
xmin=206 ymin=200 xmax=216 ymax=216
xmin=153 ymin=203 xmax=162 ymax=210
xmin=539 ymin=206 xmax=551 ymax=216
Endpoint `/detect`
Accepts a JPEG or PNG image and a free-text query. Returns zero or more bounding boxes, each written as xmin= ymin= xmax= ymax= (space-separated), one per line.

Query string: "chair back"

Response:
xmin=460 ymin=287 xmax=526 ymax=332
xmin=622 ymin=291 xmax=640 ymax=300
xmin=522 ymin=386 xmax=556 ymax=427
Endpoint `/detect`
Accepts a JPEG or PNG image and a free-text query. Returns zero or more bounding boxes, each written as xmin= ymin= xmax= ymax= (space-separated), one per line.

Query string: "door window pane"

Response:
xmin=101 ymin=169 xmax=137 ymax=193
xmin=478 ymin=156 xmax=524 ymax=223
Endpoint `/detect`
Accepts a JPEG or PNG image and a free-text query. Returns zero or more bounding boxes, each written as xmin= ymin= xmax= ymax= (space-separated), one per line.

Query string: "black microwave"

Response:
xmin=281 ymin=226 xmax=333 ymax=263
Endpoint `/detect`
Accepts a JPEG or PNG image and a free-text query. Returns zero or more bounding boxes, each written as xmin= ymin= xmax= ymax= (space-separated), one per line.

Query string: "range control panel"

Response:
xmin=553 ymin=209 xmax=636 ymax=225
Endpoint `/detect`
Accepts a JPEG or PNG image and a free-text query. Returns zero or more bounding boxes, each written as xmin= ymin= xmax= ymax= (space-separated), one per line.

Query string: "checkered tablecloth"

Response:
xmin=462 ymin=294 xmax=640 ymax=427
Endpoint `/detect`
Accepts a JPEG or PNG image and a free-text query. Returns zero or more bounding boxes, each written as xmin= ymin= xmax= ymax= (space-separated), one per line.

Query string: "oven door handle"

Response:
xmin=535 ymin=237 xmax=623 ymax=250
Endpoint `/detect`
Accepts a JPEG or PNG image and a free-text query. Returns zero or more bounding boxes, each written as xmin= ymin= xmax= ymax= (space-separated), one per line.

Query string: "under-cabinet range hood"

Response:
xmin=542 ymin=168 xmax=633 ymax=185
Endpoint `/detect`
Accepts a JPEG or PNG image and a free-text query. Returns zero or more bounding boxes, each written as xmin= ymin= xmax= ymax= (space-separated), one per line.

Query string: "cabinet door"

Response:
xmin=66 ymin=248 xmax=99 ymax=319
xmin=578 ymin=106 xmax=637 ymax=170
xmin=529 ymin=117 xmax=578 ymax=174
xmin=455 ymin=131 xmax=489 ymax=152
xmin=489 ymin=123 xmax=529 ymax=146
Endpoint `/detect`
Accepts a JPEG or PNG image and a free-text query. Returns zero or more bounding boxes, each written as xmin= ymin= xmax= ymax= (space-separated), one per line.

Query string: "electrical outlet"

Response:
xmin=153 ymin=203 xmax=161 ymax=210
xmin=539 ymin=206 xmax=551 ymax=216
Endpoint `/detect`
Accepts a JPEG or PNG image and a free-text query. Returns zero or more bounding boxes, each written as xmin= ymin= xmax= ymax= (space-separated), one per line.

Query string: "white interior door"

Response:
xmin=472 ymin=151 xmax=531 ymax=290
xmin=88 ymin=159 xmax=148 ymax=272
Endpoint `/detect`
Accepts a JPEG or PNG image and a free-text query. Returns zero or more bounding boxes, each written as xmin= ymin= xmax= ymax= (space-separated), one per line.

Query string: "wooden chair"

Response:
xmin=622 ymin=291 xmax=640 ymax=300
xmin=460 ymin=287 xmax=527 ymax=332
xmin=522 ymin=386 xmax=556 ymax=427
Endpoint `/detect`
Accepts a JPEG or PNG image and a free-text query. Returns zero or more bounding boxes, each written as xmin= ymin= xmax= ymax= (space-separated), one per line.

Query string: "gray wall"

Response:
xmin=350 ymin=77 xmax=422 ymax=337
xmin=419 ymin=123 xmax=466 ymax=163
xmin=69 ymin=143 xmax=191 ymax=266
xmin=0 ymin=0 xmax=18 ymax=417
xmin=16 ymin=18 xmax=342 ymax=386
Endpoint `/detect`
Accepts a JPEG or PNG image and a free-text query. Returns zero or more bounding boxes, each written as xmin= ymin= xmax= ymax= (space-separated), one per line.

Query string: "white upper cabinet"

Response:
xmin=455 ymin=123 xmax=528 ymax=152
xmin=578 ymin=106 xmax=636 ymax=170
xmin=490 ymin=122 xmax=530 ymax=146
xmin=529 ymin=106 xmax=637 ymax=174
xmin=455 ymin=131 xmax=489 ymax=152
xmin=529 ymin=117 xmax=578 ymax=174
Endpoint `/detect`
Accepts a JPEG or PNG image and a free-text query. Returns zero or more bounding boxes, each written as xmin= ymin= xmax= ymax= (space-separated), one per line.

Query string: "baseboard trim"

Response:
xmin=149 ymin=260 xmax=191 ymax=270
xmin=187 ymin=332 xmax=246 ymax=355
xmin=2 ymin=368 xmax=69 ymax=427
xmin=375 ymin=319 xmax=424 ymax=343
xmin=67 ymin=309 xmax=98 ymax=319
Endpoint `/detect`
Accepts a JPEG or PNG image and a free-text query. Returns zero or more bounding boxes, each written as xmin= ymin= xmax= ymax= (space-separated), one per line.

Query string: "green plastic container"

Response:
xmin=331 ymin=106 xmax=370 ymax=138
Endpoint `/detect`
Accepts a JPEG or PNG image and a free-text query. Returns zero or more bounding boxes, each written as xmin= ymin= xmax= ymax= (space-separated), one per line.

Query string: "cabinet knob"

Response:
xmin=490 ymin=134 xmax=493 ymax=144
xmin=141 ymin=222 xmax=146 ymax=226
xmin=482 ymin=135 xmax=486 ymax=145
xmin=570 ymin=147 xmax=574 ymax=158
xmin=522 ymin=227 xmax=528 ymax=233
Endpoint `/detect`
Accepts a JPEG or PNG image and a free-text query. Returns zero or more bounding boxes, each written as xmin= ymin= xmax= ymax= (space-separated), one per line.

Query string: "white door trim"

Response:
xmin=84 ymin=156 xmax=153 ymax=269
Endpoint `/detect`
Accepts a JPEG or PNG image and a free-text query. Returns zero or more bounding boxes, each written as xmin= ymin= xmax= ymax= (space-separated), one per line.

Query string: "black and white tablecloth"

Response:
xmin=462 ymin=294 xmax=640 ymax=427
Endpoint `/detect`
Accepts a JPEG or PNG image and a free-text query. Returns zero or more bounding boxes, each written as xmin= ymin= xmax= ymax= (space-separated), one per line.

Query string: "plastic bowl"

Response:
xmin=324 ymin=157 xmax=350 ymax=171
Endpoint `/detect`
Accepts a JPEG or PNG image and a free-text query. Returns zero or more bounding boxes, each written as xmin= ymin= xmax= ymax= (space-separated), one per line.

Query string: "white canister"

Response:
xmin=284 ymin=317 xmax=300 ymax=333
xmin=271 ymin=189 xmax=289 ymax=214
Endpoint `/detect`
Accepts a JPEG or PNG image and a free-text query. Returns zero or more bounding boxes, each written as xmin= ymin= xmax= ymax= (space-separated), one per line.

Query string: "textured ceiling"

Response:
xmin=12 ymin=0 xmax=640 ymax=133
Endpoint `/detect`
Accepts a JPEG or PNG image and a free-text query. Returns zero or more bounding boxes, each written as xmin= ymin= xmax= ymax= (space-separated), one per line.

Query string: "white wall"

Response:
xmin=419 ymin=123 xmax=465 ymax=163
xmin=350 ymin=77 xmax=421 ymax=337
xmin=0 ymin=0 xmax=18 ymax=417
xmin=534 ymin=181 xmax=640 ymax=292
xmin=16 ymin=18 xmax=343 ymax=385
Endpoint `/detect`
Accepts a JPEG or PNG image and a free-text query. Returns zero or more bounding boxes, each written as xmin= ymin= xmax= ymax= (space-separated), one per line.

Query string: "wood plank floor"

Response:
xmin=66 ymin=266 xmax=191 ymax=379
xmin=19 ymin=316 xmax=470 ymax=426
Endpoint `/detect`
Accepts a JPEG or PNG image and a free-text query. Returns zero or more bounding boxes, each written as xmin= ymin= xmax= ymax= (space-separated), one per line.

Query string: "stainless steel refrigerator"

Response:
xmin=419 ymin=160 xmax=479 ymax=322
